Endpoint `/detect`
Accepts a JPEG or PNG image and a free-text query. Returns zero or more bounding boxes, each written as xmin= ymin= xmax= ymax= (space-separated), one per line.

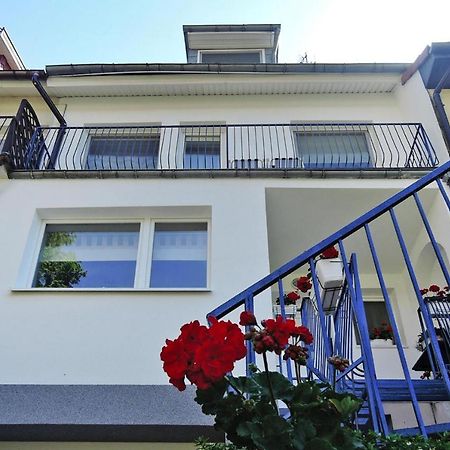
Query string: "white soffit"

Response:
xmin=187 ymin=32 xmax=275 ymax=50
xmin=45 ymin=73 xmax=400 ymax=98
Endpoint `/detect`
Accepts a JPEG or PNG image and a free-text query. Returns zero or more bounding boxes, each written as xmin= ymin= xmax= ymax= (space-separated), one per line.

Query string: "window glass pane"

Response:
xmin=33 ymin=224 xmax=140 ymax=288
xmin=296 ymin=132 xmax=371 ymax=169
xmin=150 ymin=223 xmax=207 ymax=288
xmin=201 ymin=52 xmax=261 ymax=64
xmin=86 ymin=136 xmax=159 ymax=170
xmin=355 ymin=301 xmax=392 ymax=345
xmin=184 ymin=136 xmax=220 ymax=169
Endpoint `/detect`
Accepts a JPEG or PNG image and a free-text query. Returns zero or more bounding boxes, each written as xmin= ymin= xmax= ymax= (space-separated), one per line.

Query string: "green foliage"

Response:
xmin=35 ymin=261 xmax=87 ymax=287
xmin=35 ymin=231 xmax=87 ymax=287
xmin=194 ymin=371 xmax=363 ymax=450
xmin=356 ymin=430 xmax=450 ymax=450
xmin=196 ymin=431 xmax=450 ymax=450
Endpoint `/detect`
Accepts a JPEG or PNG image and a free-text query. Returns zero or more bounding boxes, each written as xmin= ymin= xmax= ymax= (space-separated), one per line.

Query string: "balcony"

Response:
xmin=4 ymin=122 xmax=439 ymax=178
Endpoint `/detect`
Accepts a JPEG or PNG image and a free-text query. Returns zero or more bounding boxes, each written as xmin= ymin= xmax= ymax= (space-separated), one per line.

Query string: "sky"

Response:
xmin=2 ymin=0 xmax=450 ymax=68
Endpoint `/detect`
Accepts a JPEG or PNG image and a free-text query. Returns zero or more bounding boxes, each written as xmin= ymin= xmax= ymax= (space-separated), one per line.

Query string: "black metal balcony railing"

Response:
xmin=8 ymin=123 xmax=439 ymax=173
xmin=0 ymin=116 xmax=15 ymax=154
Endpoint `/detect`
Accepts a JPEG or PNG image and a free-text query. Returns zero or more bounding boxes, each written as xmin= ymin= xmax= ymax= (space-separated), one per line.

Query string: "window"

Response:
xmin=33 ymin=224 xmax=140 ymax=288
xmin=150 ymin=223 xmax=208 ymax=288
xmin=86 ymin=135 xmax=160 ymax=170
xmin=199 ymin=51 xmax=263 ymax=64
xmin=31 ymin=220 xmax=209 ymax=290
xmin=355 ymin=299 xmax=393 ymax=345
xmin=184 ymin=135 xmax=221 ymax=169
xmin=295 ymin=132 xmax=372 ymax=169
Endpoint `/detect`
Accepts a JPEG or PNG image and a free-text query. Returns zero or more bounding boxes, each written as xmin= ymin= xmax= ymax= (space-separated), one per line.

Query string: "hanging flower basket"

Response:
xmin=315 ymin=246 xmax=344 ymax=314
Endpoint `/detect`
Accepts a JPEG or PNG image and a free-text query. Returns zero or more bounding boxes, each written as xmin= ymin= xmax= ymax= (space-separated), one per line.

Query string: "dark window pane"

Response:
xmin=355 ymin=301 xmax=392 ymax=345
xmin=150 ymin=223 xmax=207 ymax=288
xmin=33 ymin=223 xmax=140 ymax=288
xmin=201 ymin=52 xmax=261 ymax=64
xmin=296 ymin=132 xmax=372 ymax=169
xmin=86 ymin=136 xmax=159 ymax=169
xmin=184 ymin=137 xmax=220 ymax=169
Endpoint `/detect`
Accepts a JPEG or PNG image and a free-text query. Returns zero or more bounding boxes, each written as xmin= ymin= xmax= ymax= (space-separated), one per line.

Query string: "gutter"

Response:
xmin=432 ymin=68 xmax=450 ymax=151
xmin=45 ymin=62 xmax=409 ymax=77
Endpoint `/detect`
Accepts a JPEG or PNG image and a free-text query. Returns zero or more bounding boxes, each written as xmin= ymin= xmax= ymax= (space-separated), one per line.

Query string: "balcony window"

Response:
xmin=150 ymin=223 xmax=208 ymax=288
xmin=33 ymin=224 xmax=140 ymax=288
xmin=184 ymin=136 xmax=221 ymax=169
xmin=86 ymin=135 xmax=160 ymax=170
xmin=295 ymin=132 xmax=372 ymax=169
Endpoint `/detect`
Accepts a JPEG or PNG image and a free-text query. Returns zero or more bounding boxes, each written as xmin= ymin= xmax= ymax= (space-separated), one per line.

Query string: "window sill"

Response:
xmin=11 ymin=287 xmax=211 ymax=293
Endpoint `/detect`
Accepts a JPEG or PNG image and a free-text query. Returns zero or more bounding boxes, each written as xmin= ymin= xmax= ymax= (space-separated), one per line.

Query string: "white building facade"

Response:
xmin=0 ymin=25 xmax=450 ymax=447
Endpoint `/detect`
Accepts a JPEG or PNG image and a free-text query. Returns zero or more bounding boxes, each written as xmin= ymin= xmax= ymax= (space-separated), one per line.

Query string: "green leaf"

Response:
xmin=291 ymin=418 xmax=317 ymax=450
xmin=253 ymin=371 xmax=295 ymax=403
xmin=329 ymin=396 xmax=362 ymax=418
xmin=304 ymin=438 xmax=335 ymax=450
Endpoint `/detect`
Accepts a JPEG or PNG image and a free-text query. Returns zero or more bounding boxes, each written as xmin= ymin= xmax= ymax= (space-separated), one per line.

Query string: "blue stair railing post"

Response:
xmin=390 ymin=208 xmax=450 ymax=395
xmin=364 ymin=222 xmax=428 ymax=436
xmin=244 ymin=294 xmax=256 ymax=376
xmin=340 ymin=246 xmax=389 ymax=435
xmin=309 ymin=257 xmax=334 ymax=382
xmin=276 ymin=278 xmax=294 ymax=382
xmin=436 ymin=178 xmax=450 ymax=211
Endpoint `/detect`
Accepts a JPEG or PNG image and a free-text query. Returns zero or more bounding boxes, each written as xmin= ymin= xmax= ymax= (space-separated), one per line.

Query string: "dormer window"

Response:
xmin=198 ymin=50 xmax=264 ymax=64
xmin=183 ymin=24 xmax=280 ymax=64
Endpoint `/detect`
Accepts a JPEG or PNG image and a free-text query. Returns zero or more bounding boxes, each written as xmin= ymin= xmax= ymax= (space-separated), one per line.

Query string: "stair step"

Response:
xmin=395 ymin=422 xmax=450 ymax=436
xmin=344 ymin=379 xmax=449 ymax=402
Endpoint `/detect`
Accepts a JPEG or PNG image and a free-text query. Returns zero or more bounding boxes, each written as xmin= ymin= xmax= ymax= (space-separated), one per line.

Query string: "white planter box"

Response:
xmin=370 ymin=338 xmax=394 ymax=347
xmin=273 ymin=304 xmax=297 ymax=319
xmin=316 ymin=258 xmax=344 ymax=314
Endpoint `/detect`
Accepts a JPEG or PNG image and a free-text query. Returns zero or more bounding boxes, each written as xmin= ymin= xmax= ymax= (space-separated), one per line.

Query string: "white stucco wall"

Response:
xmin=0 ymin=73 xmax=449 ymax=387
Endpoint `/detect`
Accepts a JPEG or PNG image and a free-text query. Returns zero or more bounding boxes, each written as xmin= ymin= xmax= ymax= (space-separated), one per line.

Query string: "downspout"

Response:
xmin=31 ymin=72 xmax=67 ymax=168
xmin=432 ymin=68 xmax=450 ymax=153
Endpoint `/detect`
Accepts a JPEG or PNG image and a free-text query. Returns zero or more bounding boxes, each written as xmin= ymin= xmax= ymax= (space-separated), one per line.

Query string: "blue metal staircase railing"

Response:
xmin=208 ymin=160 xmax=450 ymax=437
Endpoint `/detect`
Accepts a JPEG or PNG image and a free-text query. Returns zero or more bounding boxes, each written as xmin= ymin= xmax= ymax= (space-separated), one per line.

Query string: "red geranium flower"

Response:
xmin=429 ymin=284 xmax=440 ymax=293
xmin=160 ymin=338 xmax=190 ymax=382
xmin=161 ymin=318 xmax=247 ymax=391
xmin=296 ymin=276 xmax=312 ymax=293
xmin=291 ymin=325 xmax=314 ymax=345
xmin=286 ymin=291 xmax=300 ymax=302
xmin=179 ymin=320 xmax=208 ymax=354
xmin=321 ymin=246 xmax=339 ymax=259
xmin=239 ymin=311 xmax=257 ymax=326
xmin=420 ymin=288 xmax=429 ymax=295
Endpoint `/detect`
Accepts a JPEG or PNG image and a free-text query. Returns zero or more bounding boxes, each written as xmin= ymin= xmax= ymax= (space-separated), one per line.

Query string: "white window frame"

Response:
xmin=25 ymin=217 xmax=211 ymax=291
xmin=290 ymin=122 xmax=374 ymax=169
xmin=197 ymin=49 xmax=265 ymax=63
xmin=80 ymin=124 xmax=162 ymax=171
xmin=354 ymin=293 xmax=404 ymax=348
xmin=177 ymin=125 xmax=227 ymax=170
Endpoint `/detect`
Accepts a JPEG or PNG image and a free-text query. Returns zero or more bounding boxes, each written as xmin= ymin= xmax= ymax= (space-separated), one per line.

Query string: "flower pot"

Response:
xmin=370 ymin=338 xmax=393 ymax=347
xmin=273 ymin=304 xmax=297 ymax=319
xmin=315 ymin=258 xmax=344 ymax=314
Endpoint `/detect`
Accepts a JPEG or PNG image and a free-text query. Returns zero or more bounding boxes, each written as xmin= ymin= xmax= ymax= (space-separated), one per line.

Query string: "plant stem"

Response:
xmin=225 ymin=375 xmax=246 ymax=400
xmin=262 ymin=351 xmax=278 ymax=411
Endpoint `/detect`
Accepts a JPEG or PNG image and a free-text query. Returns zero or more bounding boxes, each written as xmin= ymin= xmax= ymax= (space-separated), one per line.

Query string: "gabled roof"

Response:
xmin=0 ymin=27 xmax=25 ymax=70
xmin=402 ymin=42 xmax=450 ymax=88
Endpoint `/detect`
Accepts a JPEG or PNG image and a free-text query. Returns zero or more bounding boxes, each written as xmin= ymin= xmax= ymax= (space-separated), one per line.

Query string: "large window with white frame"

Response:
xmin=31 ymin=220 xmax=209 ymax=289
xmin=293 ymin=129 xmax=372 ymax=169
